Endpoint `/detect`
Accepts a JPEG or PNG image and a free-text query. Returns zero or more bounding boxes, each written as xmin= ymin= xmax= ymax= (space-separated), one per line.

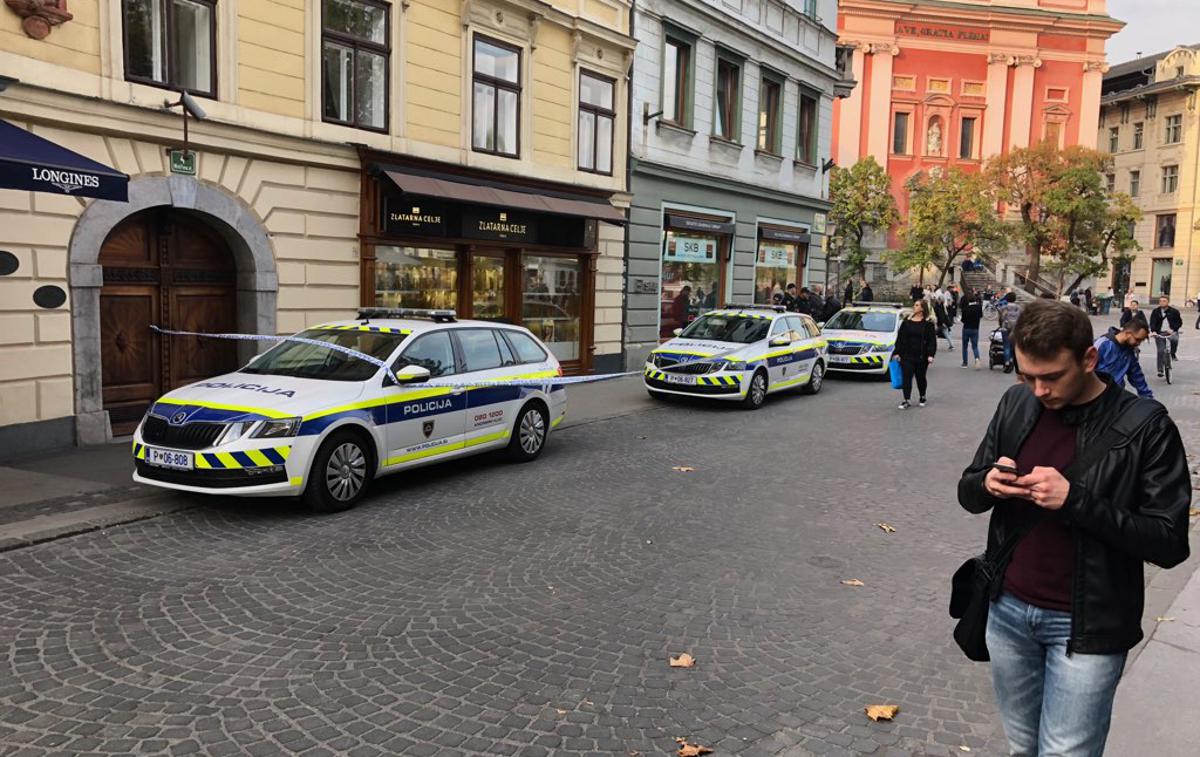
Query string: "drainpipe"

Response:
xmin=620 ymin=0 xmax=636 ymax=372
xmin=1187 ymin=84 xmax=1200 ymax=302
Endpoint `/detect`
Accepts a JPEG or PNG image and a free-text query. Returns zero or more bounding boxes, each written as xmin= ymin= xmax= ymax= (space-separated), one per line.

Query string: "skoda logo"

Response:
xmin=171 ymin=411 xmax=188 ymax=425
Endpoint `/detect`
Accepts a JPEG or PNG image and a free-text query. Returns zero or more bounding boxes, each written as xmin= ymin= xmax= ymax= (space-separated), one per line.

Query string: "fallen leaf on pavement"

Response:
xmin=841 ymin=579 xmax=866 ymax=587
xmin=864 ymin=704 xmax=900 ymax=722
xmin=669 ymin=653 xmax=696 ymax=668
xmin=675 ymin=738 xmax=713 ymax=756
xmin=1156 ymin=616 xmax=1175 ymax=623
xmin=959 ymin=747 xmax=972 ymax=753
xmin=555 ymin=709 xmax=568 ymax=715
xmin=672 ymin=466 xmax=696 ymax=472
xmin=875 ymin=523 xmax=897 ymax=534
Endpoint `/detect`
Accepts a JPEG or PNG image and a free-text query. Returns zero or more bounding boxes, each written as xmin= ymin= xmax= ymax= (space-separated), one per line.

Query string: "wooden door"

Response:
xmin=100 ymin=209 xmax=238 ymax=434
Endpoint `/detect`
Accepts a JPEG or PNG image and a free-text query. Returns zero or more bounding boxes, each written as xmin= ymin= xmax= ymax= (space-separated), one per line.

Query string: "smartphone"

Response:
xmin=991 ymin=462 xmax=1019 ymax=475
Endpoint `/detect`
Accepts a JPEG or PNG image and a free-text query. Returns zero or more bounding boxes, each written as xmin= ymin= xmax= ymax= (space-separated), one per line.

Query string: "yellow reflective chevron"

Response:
xmin=188 ymin=445 xmax=293 ymax=470
xmin=314 ymin=324 xmax=413 ymax=335
xmin=849 ymin=355 xmax=885 ymax=365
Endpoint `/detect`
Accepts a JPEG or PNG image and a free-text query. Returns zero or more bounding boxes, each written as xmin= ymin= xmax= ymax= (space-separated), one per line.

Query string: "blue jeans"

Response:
xmin=986 ymin=593 xmax=1126 ymax=757
xmin=962 ymin=328 xmax=980 ymax=364
xmin=1002 ymin=330 xmax=1014 ymax=365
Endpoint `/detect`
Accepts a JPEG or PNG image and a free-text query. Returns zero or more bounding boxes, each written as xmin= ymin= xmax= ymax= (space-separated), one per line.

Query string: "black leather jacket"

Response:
xmin=958 ymin=379 xmax=1191 ymax=654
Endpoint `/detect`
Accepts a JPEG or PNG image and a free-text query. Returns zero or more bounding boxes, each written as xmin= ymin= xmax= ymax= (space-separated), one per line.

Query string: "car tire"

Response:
xmin=506 ymin=402 xmax=549 ymax=463
xmin=304 ymin=430 xmax=374 ymax=514
xmin=801 ymin=361 xmax=824 ymax=395
xmin=741 ymin=369 xmax=768 ymax=409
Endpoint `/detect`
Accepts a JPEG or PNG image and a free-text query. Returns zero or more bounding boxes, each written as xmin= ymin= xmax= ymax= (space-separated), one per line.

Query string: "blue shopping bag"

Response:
xmin=889 ymin=359 xmax=903 ymax=390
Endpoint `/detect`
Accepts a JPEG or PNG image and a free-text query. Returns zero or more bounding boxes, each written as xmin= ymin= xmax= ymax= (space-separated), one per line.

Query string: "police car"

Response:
xmin=821 ymin=302 xmax=911 ymax=375
xmin=132 ymin=309 xmax=566 ymax=513
xmin=643 ymin=303 xmax=827 ymax=408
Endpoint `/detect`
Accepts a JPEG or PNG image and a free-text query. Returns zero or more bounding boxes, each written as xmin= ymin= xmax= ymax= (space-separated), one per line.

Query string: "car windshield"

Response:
xmin=825 ymin=311 xmax=897 ymax=332
xmin=679 ymin=314 xmax=771 ymax=344
xmin=242 ymin=328 xmax=408 ymax=381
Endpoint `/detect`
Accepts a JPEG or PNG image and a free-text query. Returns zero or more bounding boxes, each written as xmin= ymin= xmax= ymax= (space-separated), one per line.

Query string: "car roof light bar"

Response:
xmin=720 ymin=302 xmax=787 ymax=313
xmin=357 ymin=307 xmax=458 ymax=323
xmin=850 ymin=301 xmax=903 ymax=308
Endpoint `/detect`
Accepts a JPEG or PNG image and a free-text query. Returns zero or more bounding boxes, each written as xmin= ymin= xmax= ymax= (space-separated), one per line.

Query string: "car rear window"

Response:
xmin=504 ymin=330 xmax=548 ymax=363
xmin=457 ymin=329 xmax=504 ymax=372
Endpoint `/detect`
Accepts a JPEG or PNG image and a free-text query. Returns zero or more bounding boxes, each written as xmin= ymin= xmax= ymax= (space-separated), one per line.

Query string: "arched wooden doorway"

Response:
xmin=99 ymin=209 xmax=239 ymax=434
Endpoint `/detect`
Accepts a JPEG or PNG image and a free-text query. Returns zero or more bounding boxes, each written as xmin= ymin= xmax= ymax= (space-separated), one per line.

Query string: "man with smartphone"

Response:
xmin=957 ymin=299 xmax=1190 ymax=756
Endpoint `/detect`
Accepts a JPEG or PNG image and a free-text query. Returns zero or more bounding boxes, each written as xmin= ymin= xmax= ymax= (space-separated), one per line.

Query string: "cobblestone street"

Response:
xmin=1 ymin=327 xmax=1198 ymax=757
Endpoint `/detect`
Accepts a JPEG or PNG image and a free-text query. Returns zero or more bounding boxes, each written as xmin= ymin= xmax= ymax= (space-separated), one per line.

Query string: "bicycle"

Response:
xmin=1153 ymin=331 xmax=1176 ymax=385
xmin=982 ymin=300 xmax=999 ymax=321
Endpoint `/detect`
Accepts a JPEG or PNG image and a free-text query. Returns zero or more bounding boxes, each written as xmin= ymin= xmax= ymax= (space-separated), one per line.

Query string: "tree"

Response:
xmin=828 ymin=157 xmax=899 ymax=281
xmin=1059 ymin=192 xmax=1141 ymax=295
xmin=986 ymin=142 xmax=1113 ymax=294
xmin=891 ymin=168 xmax=1008 ymax=287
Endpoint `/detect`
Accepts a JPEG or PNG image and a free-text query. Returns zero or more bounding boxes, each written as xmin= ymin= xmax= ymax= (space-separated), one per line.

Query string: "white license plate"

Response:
xmin=829 ymin=355 xmax=852 ymax=364
xmin=145 ymin=447 xmax=194 ymax=470
xmin=665 ymin=374 xmax=698 ymax=385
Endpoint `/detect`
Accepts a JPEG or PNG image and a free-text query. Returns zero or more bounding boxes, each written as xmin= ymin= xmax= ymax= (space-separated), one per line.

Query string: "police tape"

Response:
xmin=150 ymin=325 xmax=642 ymax=388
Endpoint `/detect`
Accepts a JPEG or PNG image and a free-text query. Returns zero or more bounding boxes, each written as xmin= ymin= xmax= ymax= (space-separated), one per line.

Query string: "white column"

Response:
xmin=983 ymin=56 xmax=1009 ymax=159
xmin=1009 ymin=61 xmax=1036 ymax=148
xmin=1077 ymin=65 xmax=1104 ymax=149
xmin=837 ymin=47 xmax=866 ymax=167
xmin=866 ymin=47 xmax=894 ymax=166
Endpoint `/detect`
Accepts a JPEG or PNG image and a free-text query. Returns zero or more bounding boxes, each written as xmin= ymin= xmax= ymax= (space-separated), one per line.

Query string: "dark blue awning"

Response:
xmin=0 ymin=119 xmax=128 ymax=201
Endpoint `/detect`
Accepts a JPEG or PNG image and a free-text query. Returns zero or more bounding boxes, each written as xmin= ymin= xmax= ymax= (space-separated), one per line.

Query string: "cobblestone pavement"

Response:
xmin=1 ymin=320 xmax=1197 ymax=757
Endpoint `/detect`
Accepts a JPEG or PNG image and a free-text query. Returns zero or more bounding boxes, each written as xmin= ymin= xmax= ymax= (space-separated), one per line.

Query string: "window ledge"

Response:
xmin=754 ymin=149 xmax=784 ymax=163
xmin=656 ymin=120 xmax=697 ymax=138
xmin=709 ymin=135 xmax=744 ymax=155
xmin=793 ymin=159 xmax=818 ymax=173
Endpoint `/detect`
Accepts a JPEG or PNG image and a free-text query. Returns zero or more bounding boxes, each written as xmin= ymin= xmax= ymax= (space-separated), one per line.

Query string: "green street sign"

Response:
xmin=169 ymin=149 xmax=196 ymax=176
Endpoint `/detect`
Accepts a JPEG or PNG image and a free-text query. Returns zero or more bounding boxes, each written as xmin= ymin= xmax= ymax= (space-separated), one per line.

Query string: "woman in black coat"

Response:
xmin=893 ymin=299 xmax=938 ymax=409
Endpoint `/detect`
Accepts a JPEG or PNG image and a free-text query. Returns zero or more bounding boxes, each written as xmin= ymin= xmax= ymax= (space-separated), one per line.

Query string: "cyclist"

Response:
xmin=1149 ymin=295 xmax=1183 ymax=370
xmin=1094 ymin=317 xmax=1154 ymax=399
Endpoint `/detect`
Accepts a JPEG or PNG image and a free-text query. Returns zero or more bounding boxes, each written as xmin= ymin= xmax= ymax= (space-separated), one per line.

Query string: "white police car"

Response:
xmin=821 ymin=303 xmax=911 ymax=375
xmin=643 ymin=303 xmax=827 ymax=409
xmin=132 ymin=309 xmax=566 ymax=512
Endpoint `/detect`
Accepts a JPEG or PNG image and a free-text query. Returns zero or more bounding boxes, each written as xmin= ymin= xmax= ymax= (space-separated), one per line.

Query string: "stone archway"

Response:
xmin=68 ymin=176 xmax=278 ymax=444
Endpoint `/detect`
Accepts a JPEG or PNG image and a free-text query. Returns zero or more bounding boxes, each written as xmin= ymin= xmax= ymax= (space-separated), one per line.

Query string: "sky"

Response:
xmin=1105 ymin=0 xmax=1200 ymax=64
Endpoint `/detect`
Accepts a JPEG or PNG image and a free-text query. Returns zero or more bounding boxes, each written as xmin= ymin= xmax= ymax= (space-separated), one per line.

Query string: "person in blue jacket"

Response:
xmin=1094 ymin=317 xmax=1153 ymax=399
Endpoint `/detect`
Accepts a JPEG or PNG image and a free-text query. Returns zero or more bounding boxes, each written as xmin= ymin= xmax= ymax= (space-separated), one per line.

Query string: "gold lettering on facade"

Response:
xmin=478 ymin=220 xmax=528 ymax=234
xmin=390 ymin=211 xmax=442 ymax=224
xmin=894 ymin=21 xmax=990 ymax=43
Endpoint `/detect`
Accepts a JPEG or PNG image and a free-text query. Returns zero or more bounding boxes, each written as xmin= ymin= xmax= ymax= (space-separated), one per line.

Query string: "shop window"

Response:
xmin=1152 ymin=258 xmax=1173 ymax=297
xmin=754 ymin=239 xmax=799 ymax=304
xmin=394 ymin=331 xmax=457 ymax=378
xmin=1129 ymin=170 xmax=1140 ymax=197
xmin=473 ymin=36 xmax=521 ymax=157
xmin=1108 ymin=126 xmax=1119 ymax=153
xmin=375 ymin=246 xmax=458 ymax=310
xmin=662 ymin=33 xmax=693 ymax=127
xmin=456 ymin=329 xmax=505 ymax=372
xmin=123 ymin=0 xmax=216 ymax=98
xmin=578 ymin=71 xmax=615 ymax=174
xmin=661 ymin=230 xmax=722 ymax=338
xmin=1165 ymin=114 xmax=1182 ymax=144
xmin=892 ymin=111 xmax=910 ymax=155
xmin=1162 ymin=165 xmax=1179 ymax=194
xmin=1133 ymin=121 xmax=1144 ymax=149
xmin=523 ymin=255 xmax=582 ymax=362
xmin=321 ymin=0 xmax=389 ymax=131
xmin=1156 ymin=214 xmax=1176 ymax=248
xmin=757 ymin=73 xmax=783 ymax=154
xmin=472 ymin=255 xmax=506 ymax=320
xmin=714 ymin=54 xmax=742 ymax=141
xmin=797 ymin=91 xmax=818 ymax=165
xmin=959 ymin=116 xmax=977 ymax=159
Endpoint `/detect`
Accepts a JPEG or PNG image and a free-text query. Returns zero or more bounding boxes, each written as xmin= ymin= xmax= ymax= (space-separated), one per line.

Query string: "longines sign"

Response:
xmin=895 ymin=21 xmax=990 ymax=44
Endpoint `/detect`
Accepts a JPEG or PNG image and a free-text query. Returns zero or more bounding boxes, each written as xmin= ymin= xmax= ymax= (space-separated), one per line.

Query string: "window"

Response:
xmin=1133 ymin=122 xmax=1144 ymax=149
xmin=578 ymin=71 xmax=615 ymax=174
xmin=375 ymin=246 xmax=458 ymax=310
xmin=1105 ymin=173 xmax=1115 ymax=193
xmin=663 ymin=35 xmax=692 ymax=126
xmin=1177 ymin=66 xmax=1186 ymax=79
xmin=757 ymin=73 xmax=783 ymax=154
xmin=803 ymin=0 xmax=816 ymax=17
xmin=503 ymin=330 xmax=548 ymax=364
xmin=1129 ymin=170 xmax=1140 ymax=197
xmin=1044 ymin=121 xmax=1063 ymax=147
xmin=892 ymin=112 xmax=910 ymax=154
xmin=1156 ymin=214 xmax=1176 ymax=248
xmin=797 ymin=91 xmax=818 ymax=164
xmin=1108 ymin=126 xmax=1119 ymax=152
xmin=395 ymin=332 xmax=457 ymax=378
xmin=1165 ymin=114 xmax=1182 ymax=144
xmin=123 ymin=0 xmax=216 ymax=97
xmin=473 ymin=36 xmax=521 ymax=157
xmin=456 ymin=329 xmax=504 ymax=373
xmin=523 ymin=255 xmax=582 ymax=361
xmin=960 ymin=116 xmax=977 ymax=159
xmin=714 ymin=55 xmax=741 ymax=141
xmin=1147 ymin=96 xmax=1157 ymax=118
xmin=1162 ymin=164 xmax=1179 ymax=193
xmin=321 ymin=0 xmax=389 ymax=131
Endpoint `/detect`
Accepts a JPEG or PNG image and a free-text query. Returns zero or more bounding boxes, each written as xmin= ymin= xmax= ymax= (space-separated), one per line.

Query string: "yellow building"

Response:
xmin=1099 ymin=45 xmax=1200 ymax=304
xmin=0 ymin=0 xmax=632 ymax=455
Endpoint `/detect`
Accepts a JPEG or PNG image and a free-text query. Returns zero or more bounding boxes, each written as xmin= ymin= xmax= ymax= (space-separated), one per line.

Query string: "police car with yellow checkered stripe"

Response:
xmin=821 ymin=302 xmax=912 ymax=376
xmin=133 ymin=308 xmax=565 ymax=513
xmin=644 ymin=303 xmax=827 ymax=408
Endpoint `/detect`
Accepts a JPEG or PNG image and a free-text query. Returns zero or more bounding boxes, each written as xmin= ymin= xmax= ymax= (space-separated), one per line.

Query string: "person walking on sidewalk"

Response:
xmin=859 ymin=280 xmax=874 ymax=302
xmin=933 ymin=297 xmax=954 ymax=349
xmin=1149 ymin=295 xmax=1182 ymax=363
xmin=1095 ymin=317 xmax=1154 ymax=399
xmin=957 ymin=299 xmax=1190 ymax=757
xmin=844 ymin=279 xmax=855 ymax=305
xmin=1000 ymin=292 xmax=1022 ymax=374
xmin=961 ymin=291 xmax=983 ymax=368
xmin=893 ymin=299 xmax=937 ymax=409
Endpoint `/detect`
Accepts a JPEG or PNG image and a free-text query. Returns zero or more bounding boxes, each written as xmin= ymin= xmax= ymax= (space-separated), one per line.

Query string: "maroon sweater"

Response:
xmin=1003 ymin=408 xmax=1077 ymax=613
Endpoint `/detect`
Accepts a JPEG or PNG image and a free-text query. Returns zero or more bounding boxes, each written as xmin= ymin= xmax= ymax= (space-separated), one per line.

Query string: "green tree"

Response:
xmin=1058 ymin=191 xmax=1142 ymax=295
xmin=891 ymin=168 xmax=1007 ymax=288
xmin=828 ymin=156 xmax=899 ymax=281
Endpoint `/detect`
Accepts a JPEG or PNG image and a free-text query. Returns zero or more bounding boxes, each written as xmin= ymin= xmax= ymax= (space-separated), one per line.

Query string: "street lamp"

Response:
xmin=162 ymin=91 xmax=207 ymax=158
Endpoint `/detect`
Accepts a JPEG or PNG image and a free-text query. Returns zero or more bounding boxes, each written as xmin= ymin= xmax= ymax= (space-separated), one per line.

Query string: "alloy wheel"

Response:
xmin=751 ymin=374 xmax=767 ymax=405
xmin=325 ymin=442 xmax=366 ymax=502
xmin=519 ymin=409 xmax=546 ymax=455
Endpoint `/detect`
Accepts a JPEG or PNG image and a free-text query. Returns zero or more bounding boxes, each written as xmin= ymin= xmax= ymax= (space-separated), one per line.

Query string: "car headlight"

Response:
xmin=868 ymin=344 xmax=894 ymax=353
xmin=251 ymin=417 xmax=302 ymax=439
xmin=215 ymin=420 xmax=256 ymax=447
xmin=721 ymin=360 xmax=748 ymax=372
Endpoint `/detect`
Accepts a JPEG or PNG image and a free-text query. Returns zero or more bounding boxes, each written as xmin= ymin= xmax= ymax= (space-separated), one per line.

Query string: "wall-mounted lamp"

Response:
xmin=162 ymin=91 xmax=207 ymax=156
xmin=642 ymin=102 xmax=664 ymax=124
xmin=822 ymin=158 xmax=836 ymax=173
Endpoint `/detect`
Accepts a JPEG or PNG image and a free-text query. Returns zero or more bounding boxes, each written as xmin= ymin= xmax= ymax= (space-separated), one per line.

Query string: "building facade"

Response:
xmin=1099 ymin=46 xmax=1200 ymax=303
xmin=0 ymin=0 xmax=631 ymax=456
xmin=625 ymin=0 xmax=845 ymax=368
xmin=832 ymin=0 xmax=1121 ymax=246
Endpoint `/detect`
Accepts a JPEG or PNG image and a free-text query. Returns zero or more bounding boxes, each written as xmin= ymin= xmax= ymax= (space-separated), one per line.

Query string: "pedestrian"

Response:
xmin=933 ymin=297 xmax=954 ymax=349
xmin=892 ymin=299 xmax=937 ymax=409
xmin=1069 ymin=290 xmax=1081 ymax=308
xmin=1084 ymin=287 xmax=1094 ymax=314
xmin=1118 ymin=299 xmax=1143 ymax=329
xmin=910 ymin=283 xmax=924 ymax=303
xmin=947 ymin=285 xmax=959 ymax=325
xmin=795 ymin=287 xmax=813 ymax=315
xmin=844 ymin=279 xmax=855 ymax=305
xmin=1000 ymin=292 xmax=1022 ymax=374
xmin=822 ymin=290 xmax=842 ymax=323
xmin=957 ymin=299 xmax=1189 ymax=757
xmin=961 ymin=291 xmax=983 ymax=369
xmin=859 ymin=280 xmax=874 ymax=302
xmin=808 ymin=284 xmax=826 ymax=320
xmin=1195 ymin=291 xmax=1200 ymax=330
xmin=1149 ymin=295 xmax=1183 ymax=364
xmin=1095 ymin=316 xmax=1154 ymax=399
xmin=782 ymin=283 xmax=799 ymax=312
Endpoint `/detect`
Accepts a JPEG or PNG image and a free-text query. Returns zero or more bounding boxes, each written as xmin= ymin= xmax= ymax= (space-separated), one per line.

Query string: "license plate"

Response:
xmin=145 ymin=447 xmax=194 ymax=470
xmin=665 ymin=374 xmax=697 ymax=385
xmin=829 ymin=355 xmax=852 ymax=364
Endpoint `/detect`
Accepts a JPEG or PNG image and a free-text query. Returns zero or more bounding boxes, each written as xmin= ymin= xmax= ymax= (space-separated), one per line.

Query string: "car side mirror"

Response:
xmin=816 ymin=322 xmax=825 ymax=329
xmin=245 ymin=353 xmax=262 ymax=367
xmin=384 ymin=364 xmax=432 ymax=387
xmin=769 ymin=336 xmax=791 ymax=347
xmin=673 ymin=328 xmax=683 ymax=336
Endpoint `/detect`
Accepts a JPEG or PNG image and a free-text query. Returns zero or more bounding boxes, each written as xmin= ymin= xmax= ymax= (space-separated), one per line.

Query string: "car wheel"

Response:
xmin=506 ymin=402 xmax=548 ymax=462
xmin=741 ymin=370 xmax=768 ymax=409
xmin=801 ymin=361 xmax=824 ymax=395
xmin=304 ymin=430 xmax=373 ymax=514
